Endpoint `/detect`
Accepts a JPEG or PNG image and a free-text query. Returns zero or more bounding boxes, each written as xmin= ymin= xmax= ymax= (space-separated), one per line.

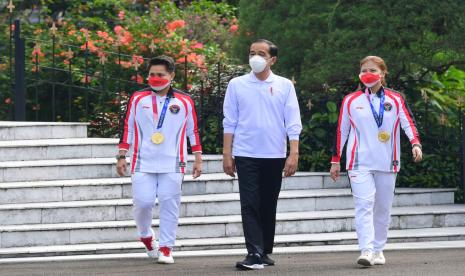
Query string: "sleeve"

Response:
xmin=284 ymin=82 xmax=302 ymax=141
xmin=222 ymin=80 xmax=239 ymax=134
xmin=186 ymin=96 xmax=202 ymax=153
xmin=331 ymin=95 xmax=351 ymax=163
xmin=118 ymin=93 xmax=136 ymax=151
xmin=398 ymin=95 xmax=421 ymax=145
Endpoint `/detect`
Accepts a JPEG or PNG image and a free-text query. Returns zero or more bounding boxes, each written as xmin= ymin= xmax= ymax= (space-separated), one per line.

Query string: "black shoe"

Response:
xmin=235 ymin=253 xmax=264 ymax=270
xmin=262 ymin=254 xmax=275 ymax=266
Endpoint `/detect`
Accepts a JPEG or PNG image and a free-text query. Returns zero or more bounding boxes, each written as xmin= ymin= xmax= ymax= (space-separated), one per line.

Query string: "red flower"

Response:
xmin=191 ymin=42 xmax=204 ymax=50
xmin=80 ymin=40 xmax=99 ymax=53
xmin=4 ymin=98 xmax=12 ymax=104
xmin=166 ymin=20 xmax=186 ymax=32
xmin=31 ymin=46 xmax=45 ymax=64
xmin=119 ymin=32 xmax=133 ymax=45
xmin=229 ymin=25 xmax=239 ymax=33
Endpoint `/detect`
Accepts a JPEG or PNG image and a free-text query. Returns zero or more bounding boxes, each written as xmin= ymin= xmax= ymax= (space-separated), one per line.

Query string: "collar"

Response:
xmin=150 ymin=86 xmax=176 ymax=98
xmin=247 ymin=71 xmax=275 ymax=83
xmin=365 ymin=86 xmax=384 ymax=98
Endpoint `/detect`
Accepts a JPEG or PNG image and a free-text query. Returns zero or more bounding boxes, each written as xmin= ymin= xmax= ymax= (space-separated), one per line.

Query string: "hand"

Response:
xmin=330 ymin=163 xmax=340 ymax=182
xmin=116 ymin=159 xmax=127 ymax=177
xmin=223 ymin=154 xmax=236 ymax=177
xmin=283 ymin=153 xmax=299 ymax=177
xmin=193 ymin=159 xmax=202 ymax=179
xmin=412 ymin=146 xmax=423 ymax=162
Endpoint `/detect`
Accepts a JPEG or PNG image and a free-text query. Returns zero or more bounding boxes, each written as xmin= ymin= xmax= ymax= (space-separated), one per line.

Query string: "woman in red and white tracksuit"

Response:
xmin=116 ymin=55 xmax=202 ymax=264
xmin=330 ymin=56 xmax=423 ymax=266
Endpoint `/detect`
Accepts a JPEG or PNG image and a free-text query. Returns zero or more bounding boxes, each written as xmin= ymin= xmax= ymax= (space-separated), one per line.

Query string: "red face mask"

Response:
xmin=359 ymin=72 xmax=381 ymax=87
xmin=148 ymin=76 xmax=170 ymax=91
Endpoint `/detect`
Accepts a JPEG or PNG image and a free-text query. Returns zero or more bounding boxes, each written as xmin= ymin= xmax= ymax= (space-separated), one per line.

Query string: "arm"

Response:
xmin=223 ymin=81 xmax=238 ymax=177
xmin=185 ymin=97 xmax=203 ymax=178
xmin=330 ymin=95 xmax=352 ymax=181
xmin=116 ymin=93 xmax=136 ymax=176
xmin=398 ymin=94 xmax=423 ymax=162
xmin=283 ymin=83 xmax=302 ymax=177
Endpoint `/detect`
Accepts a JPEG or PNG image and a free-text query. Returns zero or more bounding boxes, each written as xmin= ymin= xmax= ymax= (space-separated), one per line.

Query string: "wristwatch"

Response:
xmin=116 ymin=154 xmax=127 ymax=160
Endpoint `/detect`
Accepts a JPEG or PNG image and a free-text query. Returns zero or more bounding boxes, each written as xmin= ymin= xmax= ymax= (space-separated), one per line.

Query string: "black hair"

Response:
xmin=147 ymin=55 xmax=175 ymax=73
xmin=250 ymin=39 xmax=278 ymax=57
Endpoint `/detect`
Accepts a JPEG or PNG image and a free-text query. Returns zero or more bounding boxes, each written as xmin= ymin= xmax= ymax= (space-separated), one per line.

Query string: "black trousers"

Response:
xmin=235 ymin=156 xmax=286 ymax=255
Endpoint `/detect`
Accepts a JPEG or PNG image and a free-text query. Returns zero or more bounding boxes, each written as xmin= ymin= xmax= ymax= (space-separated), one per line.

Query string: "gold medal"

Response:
xmin=378 ymin=131 xmax=390 ymax=143
xmin=151 ymin=132 xmax=164 ymax=144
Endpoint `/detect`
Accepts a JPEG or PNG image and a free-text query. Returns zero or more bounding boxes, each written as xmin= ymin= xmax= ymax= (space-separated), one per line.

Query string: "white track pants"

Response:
xmin=348 ymin=170 xmax=396 ymax=252
xmin=131 ymin=172 xmax=183 ymax=247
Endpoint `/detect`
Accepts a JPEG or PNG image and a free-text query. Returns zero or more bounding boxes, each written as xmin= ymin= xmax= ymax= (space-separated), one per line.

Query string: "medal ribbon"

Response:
xmin=152 ymin=96 xmax=171 ymax=130
xmin=366 ymin=87 xmax=385 ymax=128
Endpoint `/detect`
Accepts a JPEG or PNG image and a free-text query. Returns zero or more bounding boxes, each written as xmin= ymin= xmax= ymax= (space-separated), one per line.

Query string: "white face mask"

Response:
xmin=249 ymin=55 xmax=268 ymax=73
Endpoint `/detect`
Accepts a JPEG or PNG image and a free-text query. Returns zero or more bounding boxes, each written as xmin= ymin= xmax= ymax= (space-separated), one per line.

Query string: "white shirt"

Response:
xmin=331 ymin=87 xmax=420 ymax=172
xmin=223 ymin=71 xmax=302 ymax=158
xmin=119 ymin=87 xmax=201 ymax=174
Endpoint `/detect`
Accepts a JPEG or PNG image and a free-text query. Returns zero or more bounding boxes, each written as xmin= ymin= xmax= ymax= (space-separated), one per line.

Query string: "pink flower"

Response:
xmin=132 ymin=55 xmax=144 ymax=67
xmin=229 ymin=25 xmax=239 ymax=33
xmin=97 ymin=31 xmax=109 ymax=39
xmin=118 ymin=10 xmax=125 ymax=20
xmin=5 ymin=98 xmax=11 ymax=104
xmin=114 ymin=25 xmax=124 ymax=35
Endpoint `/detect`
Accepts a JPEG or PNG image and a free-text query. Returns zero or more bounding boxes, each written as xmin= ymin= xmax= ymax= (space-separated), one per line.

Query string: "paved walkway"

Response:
xmin=2 ymin=248 xmax=465 ymax=276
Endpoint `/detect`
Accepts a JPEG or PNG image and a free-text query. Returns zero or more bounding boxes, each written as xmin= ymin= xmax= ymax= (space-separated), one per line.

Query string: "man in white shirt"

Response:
xmin=223 ymin=39 xmax=302 ymax=270
xmin=116 ymin=55 xmax=202 ymax=264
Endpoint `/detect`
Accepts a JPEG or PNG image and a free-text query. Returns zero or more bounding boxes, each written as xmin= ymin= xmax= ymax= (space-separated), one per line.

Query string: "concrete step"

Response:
xmin=1 ymin=204 xmax=464 ymax=248
xmin=0 ymin=172 xmax=349 ymax=204
xmin=1 ymin=227 xmax=464 ymax=258
xmin=0 ymin=122 xmax=88 ymax=140
xmin=0 ymin=138 xmax=118 ymax=161
xmin=2 ymin=240 xmax=465 ymax=264
xmin=0 ymin=155 xmax=223 ymax=182
xmin=0 ymin=188 xmax=455 ymax=226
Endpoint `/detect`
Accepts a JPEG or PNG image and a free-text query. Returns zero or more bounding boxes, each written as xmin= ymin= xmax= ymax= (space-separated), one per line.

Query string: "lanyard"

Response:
xmin=365 ymin=87 xmax=385 ymax=128
xmin=152 ymin=96 xmax=170 ymax=130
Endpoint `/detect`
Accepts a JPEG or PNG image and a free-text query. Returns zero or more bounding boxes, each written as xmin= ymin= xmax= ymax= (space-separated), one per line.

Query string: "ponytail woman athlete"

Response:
xmin=330 ymin=56 xmax=423 ymax=266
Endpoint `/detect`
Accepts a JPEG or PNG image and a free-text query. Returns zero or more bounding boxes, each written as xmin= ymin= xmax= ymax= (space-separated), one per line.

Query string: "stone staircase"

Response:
xmin=0 ymin=121 xmax=464 ymax=262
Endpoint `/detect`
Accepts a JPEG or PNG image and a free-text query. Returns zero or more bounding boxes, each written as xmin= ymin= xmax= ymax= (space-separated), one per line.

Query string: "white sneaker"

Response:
xmin=373 ymin=251 xmax=386 ymax=265
xmin=357 ymin=249 xmax=374 ymax=266
xmin=140 ymin=230 xmax=159 ymax=259
xmin=158 ymin=246 xmax=174 ymax=264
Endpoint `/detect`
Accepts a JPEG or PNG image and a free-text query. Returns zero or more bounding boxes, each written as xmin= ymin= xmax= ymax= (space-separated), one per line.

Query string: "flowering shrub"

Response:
xmin=0 ymin=0 xmax=240 ymax=148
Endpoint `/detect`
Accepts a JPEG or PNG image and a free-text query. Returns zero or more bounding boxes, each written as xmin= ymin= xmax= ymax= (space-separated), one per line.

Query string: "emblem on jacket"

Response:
xmin=384 ymin=102 xmax=393 ymax=111
xmin=170 ymin=104 xmax=180 ymax=114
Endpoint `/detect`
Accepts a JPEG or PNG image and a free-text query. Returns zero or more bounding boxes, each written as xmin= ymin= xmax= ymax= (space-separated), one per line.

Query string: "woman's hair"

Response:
xmin=360 ymin=55 xmax=388 ymax=86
